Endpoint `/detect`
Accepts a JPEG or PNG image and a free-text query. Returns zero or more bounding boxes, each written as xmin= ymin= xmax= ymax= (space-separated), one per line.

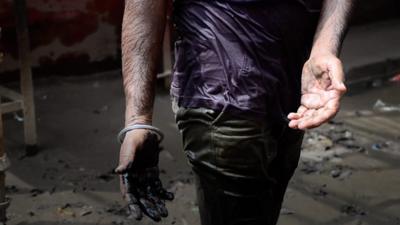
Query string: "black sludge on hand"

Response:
xmin=122 ymin=132 xmax=174 ymax=222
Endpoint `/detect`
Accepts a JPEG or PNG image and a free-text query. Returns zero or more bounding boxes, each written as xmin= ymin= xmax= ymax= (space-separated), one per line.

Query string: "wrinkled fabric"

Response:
xmin=171 ymin=0 xmax=319 ymax=121
xmin=175 ymin=105 xmax=304 ymax=225
xmin=177 ymin=0 xmax=323 ymax=13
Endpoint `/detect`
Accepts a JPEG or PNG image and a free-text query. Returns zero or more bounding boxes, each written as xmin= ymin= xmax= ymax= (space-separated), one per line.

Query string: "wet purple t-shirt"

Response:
xmin=171 ymin=0 xmax=321 ymax=121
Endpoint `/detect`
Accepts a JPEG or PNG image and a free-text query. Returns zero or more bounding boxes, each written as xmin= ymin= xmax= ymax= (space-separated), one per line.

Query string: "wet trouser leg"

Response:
xmin=175 ymin=106 xmax=304 ymax=225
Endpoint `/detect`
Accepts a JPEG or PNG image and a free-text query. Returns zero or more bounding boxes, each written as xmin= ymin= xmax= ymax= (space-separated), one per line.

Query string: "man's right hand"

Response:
xmin=115 ymin=129 xmax=149 ymax=174
xmin=115 ymin=130 xmax=174 ymax=222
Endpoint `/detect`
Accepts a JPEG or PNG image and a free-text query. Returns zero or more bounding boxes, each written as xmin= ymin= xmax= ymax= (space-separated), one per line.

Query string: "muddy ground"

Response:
xmin=2 ymin=74 xmax=400 ymax=225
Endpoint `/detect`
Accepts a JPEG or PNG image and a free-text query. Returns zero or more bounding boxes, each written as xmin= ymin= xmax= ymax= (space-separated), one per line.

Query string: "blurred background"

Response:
xmin=0 ymin=0 xmax=400 ymax=225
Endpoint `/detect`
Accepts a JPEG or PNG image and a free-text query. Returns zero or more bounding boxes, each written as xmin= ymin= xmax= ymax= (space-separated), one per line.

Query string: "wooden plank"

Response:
xmin=0 ymin=25 xmax=7 ymax=224
xmin=0 ymin=86 xmax=23 ymax=101
xmin=0 ymin=98 xmax=6 ymax=223
xmin=14 ymin=0 xmax=37 ymax=146
xmin=0 ymin=101 xmax=23 ymax=114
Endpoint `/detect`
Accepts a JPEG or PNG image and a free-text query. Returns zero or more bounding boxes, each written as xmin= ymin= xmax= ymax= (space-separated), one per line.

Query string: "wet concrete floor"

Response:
xmin=2 ymin=75 xmax=399 ymax=225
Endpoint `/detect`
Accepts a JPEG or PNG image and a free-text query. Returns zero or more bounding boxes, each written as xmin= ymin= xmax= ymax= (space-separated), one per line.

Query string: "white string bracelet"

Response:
xmin=117 ymin=124 xmax=164 ymax=144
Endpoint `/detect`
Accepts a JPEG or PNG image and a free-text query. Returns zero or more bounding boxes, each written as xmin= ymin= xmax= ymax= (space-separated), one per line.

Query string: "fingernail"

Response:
xmin=114 ymin=166 xmax=125 ymax=174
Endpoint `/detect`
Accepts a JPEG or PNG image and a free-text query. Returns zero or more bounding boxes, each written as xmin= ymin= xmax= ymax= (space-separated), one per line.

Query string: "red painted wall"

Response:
xmin=1 ymin=0 xmax=399 ymax=78
xmin=0 ymin=0 xmax=124 ymax=76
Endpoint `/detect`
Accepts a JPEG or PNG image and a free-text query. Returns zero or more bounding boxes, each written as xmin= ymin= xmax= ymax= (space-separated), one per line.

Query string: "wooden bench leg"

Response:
xmin=14 ymin=0 xmax=38 ymax=155
xmin=0 ymin=99 xmax=11 ymax=224
xmin=21 ymin=67 xmax=38 ymax=155
xmin=0 ymin=99 xmax=5 ymax=223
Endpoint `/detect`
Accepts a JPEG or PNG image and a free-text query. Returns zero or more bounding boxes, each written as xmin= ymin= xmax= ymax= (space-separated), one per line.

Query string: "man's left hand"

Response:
xmin=288 ymin=53 xmax=347 ymax=130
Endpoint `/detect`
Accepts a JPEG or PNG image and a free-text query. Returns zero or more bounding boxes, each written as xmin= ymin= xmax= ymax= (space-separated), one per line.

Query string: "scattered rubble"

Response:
xmin=30 ymin=188 xmax=45 ymax=197
xmin=79 ymin=205 xmax=93 ymax=217
xmin=96 ymin=170 xmax=115 ymax=182
xmin=340 ymin=204 xmax=366 ymax=216
xmin=373 ymin=99 xmax=400 ymax=113
xmin=389 ymin=74 xmax=400 ymax=83
xmin=57 ymin=203 xmax=76 ymax=217
xmin=280 ymin=207 xmax=296 ymax=215
xmin=330 ymin=166 xmax=353 ymax=180
xmin=301 ymin=120 xmax=365 ymax=164
xmin=312 ymin=184 xmax=328 ymax=197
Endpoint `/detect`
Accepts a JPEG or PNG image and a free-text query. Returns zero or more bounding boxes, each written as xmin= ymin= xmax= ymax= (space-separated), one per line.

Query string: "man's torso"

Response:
xmin=171 ymin=0 xmax=321 ymax=121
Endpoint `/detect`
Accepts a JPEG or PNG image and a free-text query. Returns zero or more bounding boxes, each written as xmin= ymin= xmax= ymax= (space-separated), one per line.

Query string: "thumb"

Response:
xmin=328 ymin=59 xmax=347 ymax=93
xmin=115 ymin=141 xmax=136 ymax=174
xmin=115 ymin=162 xmax=132 ymax=174
xmin=115 ymin=129 xmax=147 ymax=173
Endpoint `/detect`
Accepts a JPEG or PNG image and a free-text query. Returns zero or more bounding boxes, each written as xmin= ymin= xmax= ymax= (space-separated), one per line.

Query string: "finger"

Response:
xmin=139 ymin=198 xmax=161 ymax=222
xmin=302 ymin=108 xmax=316 ymax=119
xmin=115 ymin=163 xmax=131 ymax=174
xmin=298 ymin=106 xmax=337 ymax=129
xmin=128 ymin=203 xmax=143 ymax=220
xmin=152 ymin=179 xmax=175 ymax=201
xmin=288 ymin=106 xmax=310 ymax=129
xmin=151 ymin=188 xmax=173 ymax=217
xmin=115 ymin=152 xmax=134 ymax=174
xmin=160 ymin=190 xmax=174 ymax=201
xmin=115 ymin=140 xmax=137 ymax=174
xmin=148 ymin=194 xmax=168 ymax=217
xmin=156 ymin=200 xmax=168 ymax=218
xmin=288 ymin=119 xmax=300 ymax=129
xmin=298 ymin=113 xmax=328 ymax=129
xmin=288 ymin=113 xmax=301 ymax=120
xmin=328 ymin=59 xmax=347 ymax=93
xmin=288 ymin=105 xmax=308 ymax=120
xmin=295 ymin=109 xmax=317 ymax=130
xmin=126 ymin=193 xmax=143 ymax=220
xmin=119 ymin=175 xmax=128 ymax=196
xmin=297 ymin=105 xmax=308 ymax=116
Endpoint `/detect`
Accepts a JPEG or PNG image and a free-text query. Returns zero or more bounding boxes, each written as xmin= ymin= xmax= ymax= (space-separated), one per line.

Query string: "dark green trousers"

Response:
xmin=175 ymin=105 xmax=304 ymax=225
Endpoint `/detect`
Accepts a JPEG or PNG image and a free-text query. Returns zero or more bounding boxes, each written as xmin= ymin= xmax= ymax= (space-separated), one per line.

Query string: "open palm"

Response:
xmin=288 ymin=54 xmax=347 ymax=130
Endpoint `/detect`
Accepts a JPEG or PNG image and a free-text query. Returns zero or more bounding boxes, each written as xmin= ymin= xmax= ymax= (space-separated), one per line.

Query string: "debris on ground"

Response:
xmin=373 ymin=99 xmax=400 ymax=113
xmin=340 ymin=204 xmax=366 ymax=216
xmin=312 ymin=184 xmax=328 ymax=197
xmin=301 ymin=119 xmax=367 ymax=163
xmin=79 ymin=205 xmax=93 ymax=217
xmin=96 ymin=170 xmax=115 ymax=182
xmin=389 ymin=74 xmax=400 ymax=83
xmin=371 ymin=142 xmax=392 ymax=151
xmin=30 ymin=188 xmax=45 ymax=197
xmin=300 ymin=161 xmax=324 ymax=174
xmin=3 ymin=75 xmax=400 ymax=225
xmin=280 ymin=207 xmax=295 ymax=215
xmin=57 ymin=203 xmax=76 ymax=217
xmin=330 ymin=166 xmax=353 ymax=180
xmin=105 ymin=203 xmax=127 ymax=217
xmin=302 ymin=132 xmax=333 ymax=151
xmin=354 ymin=110 xmax=374 ymax=117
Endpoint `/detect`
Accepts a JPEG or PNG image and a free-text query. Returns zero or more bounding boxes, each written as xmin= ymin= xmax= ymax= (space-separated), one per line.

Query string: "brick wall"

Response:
xmin=0 ymin=0 xmax=123 ymax=77
xmin=0 ymin=0 xmax=399 ymax=78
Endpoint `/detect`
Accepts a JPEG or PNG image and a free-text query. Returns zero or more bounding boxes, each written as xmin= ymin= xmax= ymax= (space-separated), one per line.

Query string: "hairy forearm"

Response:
xmin=122 ymin=0 xmax=167 ymax=125
xmin=311 ymin=0 xmax=354 ymax=56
